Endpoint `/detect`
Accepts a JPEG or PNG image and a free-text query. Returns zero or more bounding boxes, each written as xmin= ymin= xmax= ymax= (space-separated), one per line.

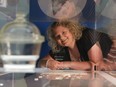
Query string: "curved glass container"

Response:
xmin=0 ymin=14 xmax=44 ymax=72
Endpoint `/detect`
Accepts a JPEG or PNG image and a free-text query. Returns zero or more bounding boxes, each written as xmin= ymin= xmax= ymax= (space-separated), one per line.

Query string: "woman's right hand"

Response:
xmin=46 ymin=59 xmax=61 ymax=70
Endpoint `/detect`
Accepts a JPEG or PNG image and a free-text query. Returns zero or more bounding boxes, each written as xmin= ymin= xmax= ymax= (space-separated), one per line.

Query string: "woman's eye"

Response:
xmin=63 ymin=31 xmax=66 ymax=35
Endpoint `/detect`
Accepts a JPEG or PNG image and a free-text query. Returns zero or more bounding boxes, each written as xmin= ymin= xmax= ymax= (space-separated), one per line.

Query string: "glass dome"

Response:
xmin=0 ymin=14 xmax=44 ymax=72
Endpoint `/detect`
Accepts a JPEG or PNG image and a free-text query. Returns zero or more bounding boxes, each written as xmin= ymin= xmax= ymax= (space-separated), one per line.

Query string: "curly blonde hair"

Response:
xmin=47 ymin=20 xmax=85 ymax=52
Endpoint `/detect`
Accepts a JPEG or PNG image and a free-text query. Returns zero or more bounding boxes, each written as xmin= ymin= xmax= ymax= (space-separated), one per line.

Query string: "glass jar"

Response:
xmin=0 ymin=14 xmax=44 ymax=72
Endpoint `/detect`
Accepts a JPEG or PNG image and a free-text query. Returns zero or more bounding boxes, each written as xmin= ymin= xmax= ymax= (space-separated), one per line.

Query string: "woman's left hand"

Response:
xmin=97 ymin=60 xmax=116 ymax=71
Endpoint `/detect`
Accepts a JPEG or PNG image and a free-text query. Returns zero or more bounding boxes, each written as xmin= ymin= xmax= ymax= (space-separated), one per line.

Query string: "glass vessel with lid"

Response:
xmin=0 ymin=13 xmax=44 ymax=72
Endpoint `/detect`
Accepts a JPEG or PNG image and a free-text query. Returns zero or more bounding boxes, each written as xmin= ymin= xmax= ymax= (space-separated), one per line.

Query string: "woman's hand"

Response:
xmin=46 ymin=59 xmax=61 ymax=70
xmin=47 ymin=61 xmax=71 ymax=70
xmin=57 ymin=61 xmax=71 ymax=70
xmin=96 ymin=60 xmax=116 ymax=71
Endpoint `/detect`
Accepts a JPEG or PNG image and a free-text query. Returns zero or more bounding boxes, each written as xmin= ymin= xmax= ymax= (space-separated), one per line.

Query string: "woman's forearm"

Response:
xmin=62 ymin=61 xmax=92 ymax=70
xmin=71 ymin=61 xmax=92 ymax=70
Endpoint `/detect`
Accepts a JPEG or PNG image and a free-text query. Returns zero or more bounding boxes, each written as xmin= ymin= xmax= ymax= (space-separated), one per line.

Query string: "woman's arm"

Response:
xmin=87 ymin=42 xmax=105 ymax=71
xmin=58 ymin=43 xmax=107 ymax=70
xmin=58 ymin=61 xmax=92 ymax=70
xmin=38 ymin=43 xmax=114 ymax=70
xmin=88 ymin=42 xmax=115 ymax=71
xmin=38 ymin=54 xmax=91 ymax=70
xmin=70 ymin=42 xmax=103 ymax=70
xmin=38 ymin=54 xmax=61 ymax=70
xmin=88 ymin=42 xmax=103 ymax=63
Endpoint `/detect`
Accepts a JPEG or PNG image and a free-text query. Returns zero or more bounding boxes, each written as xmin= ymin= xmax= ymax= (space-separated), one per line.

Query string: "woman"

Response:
xmin=38 ymin=20 xmax=114 ymax=70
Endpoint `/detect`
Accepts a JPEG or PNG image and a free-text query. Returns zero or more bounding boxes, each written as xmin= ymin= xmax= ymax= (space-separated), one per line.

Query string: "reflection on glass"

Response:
xmin=38 ymin=0 xmax=87 ymax=19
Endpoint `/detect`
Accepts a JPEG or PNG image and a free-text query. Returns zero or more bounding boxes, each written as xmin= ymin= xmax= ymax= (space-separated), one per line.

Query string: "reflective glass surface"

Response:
xmin=0 ymin=68 xmax=115 ymax=87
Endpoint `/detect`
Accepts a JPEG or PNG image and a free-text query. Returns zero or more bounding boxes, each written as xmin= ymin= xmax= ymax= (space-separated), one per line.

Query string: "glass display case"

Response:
xmin=0 ymin=69 xmax=115 ymax=87
xmin=0 ymin=0 xmax=115 ymax=87
xmin=0 ymin=13 xmax=44 ymax=72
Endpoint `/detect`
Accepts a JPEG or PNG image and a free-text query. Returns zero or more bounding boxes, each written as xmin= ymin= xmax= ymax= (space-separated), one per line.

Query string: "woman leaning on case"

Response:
xmin=38 ymin=20 xmax=115 ymax=71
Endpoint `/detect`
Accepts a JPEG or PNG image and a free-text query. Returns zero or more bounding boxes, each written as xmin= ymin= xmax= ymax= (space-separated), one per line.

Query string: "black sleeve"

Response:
xmin=79 ymin=29 xmax=113 ymax=58
xmin=99 ymin=33 xmax=113 ymax=57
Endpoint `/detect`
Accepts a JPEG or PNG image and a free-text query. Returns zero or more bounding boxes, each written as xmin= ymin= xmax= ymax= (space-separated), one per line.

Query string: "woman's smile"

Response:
xmin=61 ymin=38 xmax=68 ymax=45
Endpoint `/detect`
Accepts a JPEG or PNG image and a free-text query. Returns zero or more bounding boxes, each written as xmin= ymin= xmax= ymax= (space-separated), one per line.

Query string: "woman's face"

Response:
xmin=53 ymin=26 xmax=75 ymax=47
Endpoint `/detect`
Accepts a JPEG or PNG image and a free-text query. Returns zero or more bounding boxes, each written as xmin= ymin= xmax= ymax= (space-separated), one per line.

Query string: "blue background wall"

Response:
xmin=29 ymin=0 xmax=52 ymax=60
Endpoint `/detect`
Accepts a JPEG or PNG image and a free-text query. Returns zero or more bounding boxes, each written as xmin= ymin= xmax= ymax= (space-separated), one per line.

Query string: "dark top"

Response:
xmin=49 ymin=28 xmax=113 ymax=62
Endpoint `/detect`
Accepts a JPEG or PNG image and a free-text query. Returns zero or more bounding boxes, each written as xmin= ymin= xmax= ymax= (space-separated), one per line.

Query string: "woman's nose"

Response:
xmin=60 ymin=35 xmax=65 ymax=40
